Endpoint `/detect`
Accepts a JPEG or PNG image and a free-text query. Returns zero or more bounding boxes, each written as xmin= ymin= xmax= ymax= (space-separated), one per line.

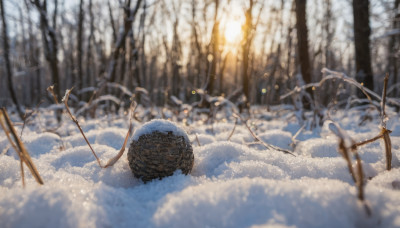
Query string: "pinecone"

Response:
xmin=127 ymin=125 xmax=194 ymax=182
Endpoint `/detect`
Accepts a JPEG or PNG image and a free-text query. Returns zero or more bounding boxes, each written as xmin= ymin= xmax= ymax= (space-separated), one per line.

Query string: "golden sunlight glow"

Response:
xmin=224 ymin=20 xmax=242 ymax=43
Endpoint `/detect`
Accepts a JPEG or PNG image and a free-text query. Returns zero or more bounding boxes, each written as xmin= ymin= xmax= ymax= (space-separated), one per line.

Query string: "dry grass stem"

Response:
xmin=0 ymin=108 xmax=44 ymax=186
xmin=20 ymin=100 xmax=44 ymax=138
xmin=382 ymin=128 xmax=392 ymax=170
xmin=63 ymin=88 xmax=137 ymax=168
xmin=103 ymin=100 xmax=136 ymax=168
xmin=380 ymin=73 xmax=392 ymax=170
xmin=195 ymin=134 xmax=201 ymax=147
xmin=290 ymin=124 xmax=305 ymax=148
xmin=63 ymin=88 xmax=103 ymax=167
xmin=47 ymin=85 xmax=59 ymax=104
xmin=329 ymin=122 xmax=371 ymax=216
xmin=227 ymin=117 xmax=238 ymax=141
xmin=233 ymin=113 xmax=296 ymax=156
xmin=381 ymin=73 xmax=389 ymax=128
xmin=338 ymin=138 xmax=357 ymax=183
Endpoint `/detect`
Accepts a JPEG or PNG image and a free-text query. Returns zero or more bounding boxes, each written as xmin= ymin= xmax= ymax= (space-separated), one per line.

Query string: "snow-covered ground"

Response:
xmin=1 ymin=106 xmax=400 ymax=228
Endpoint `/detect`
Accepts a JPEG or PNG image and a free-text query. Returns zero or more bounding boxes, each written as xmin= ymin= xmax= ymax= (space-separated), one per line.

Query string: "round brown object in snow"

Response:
xmin=127 ymin=131 xmax=194 ymax=182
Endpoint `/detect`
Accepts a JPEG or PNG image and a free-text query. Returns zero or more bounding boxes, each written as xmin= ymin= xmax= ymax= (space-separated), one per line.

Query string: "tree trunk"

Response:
xmin=388 ymin=0 xmax=400 ymax=97
xmin=32 ymin=0 xmax=61 ymax=101
xmin=295 ymin=0 xmax=312 ymax=92
xmin=206 ymin=0 xmax=219 ymax=96
xmin=0 ymin=0 xmax=24 ymax=119
xmin=77 ymin=0 xmax=84 ymax=96
xmin=86 ymin=0 xmax=94 ymax=97
xmin=242 ymin=0 xmax=253 ymax=109
xmin=206 ymin=21 xmax=219 ymax=95
xmin=352 ymin=0 xmax=374 ymax=92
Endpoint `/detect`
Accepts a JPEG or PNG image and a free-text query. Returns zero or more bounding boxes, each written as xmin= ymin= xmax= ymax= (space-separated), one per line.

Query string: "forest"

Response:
xmin=0 ymin=0 xmax=399 ymax=116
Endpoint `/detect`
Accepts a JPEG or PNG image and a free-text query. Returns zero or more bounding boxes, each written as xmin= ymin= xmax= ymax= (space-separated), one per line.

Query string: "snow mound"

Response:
xmin=0 ymin=108 xmax=399 ymax=228
xmin=153 ymin=178 xmax=362 ymax=228
xmin=258 ymin=129 xmax=293 ymax=150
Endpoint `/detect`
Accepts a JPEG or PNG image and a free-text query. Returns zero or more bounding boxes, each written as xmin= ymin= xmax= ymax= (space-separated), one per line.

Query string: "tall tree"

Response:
xmin=295 ymin=0 xmax=312 ymax=94
xmin=242 ymin=0 xmax=254 ymax=109
xmin=32 ymin=0 xmax=61 ymax=101
xmin=205 ymin=0 xmax=219 ymax=95
xmin=77 ymin=0 xmax=84 ymax=94
xmin=388 ymin=0 xmax=400 ymax=96
xmin=352 ymin=0 xmax=374 ymax=92
xmin=0 ymin=0 xmax=24 ymax=119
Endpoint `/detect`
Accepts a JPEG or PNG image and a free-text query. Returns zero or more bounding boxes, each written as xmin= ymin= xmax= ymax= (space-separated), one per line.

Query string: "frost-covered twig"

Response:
xmin=280 ymin=68 xmax=400 ymax=108
xmin=75 ymin=95 xmax=121 ymax=116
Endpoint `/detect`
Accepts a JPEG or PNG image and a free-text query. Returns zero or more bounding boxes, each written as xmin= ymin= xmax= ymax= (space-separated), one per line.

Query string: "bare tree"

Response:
xmin=105 ymin=0 xmax=142 ymax=87
xmin=352 ymin=0 xmax=374 ymax=92
xmin=32 ymin=0 xmax=61 ymax=101
xmin=242 ymin=0 xmax=254 ymax=109
xmin=205 ymin=0 xmax=219 ymax=96
xmin=0 ymin=0 xmax=24 ymax=119
xmin=295 ymin=0 xmax=312 ymax=98
xmin=77 ymin=0 xmax=84 ymax=95
xmin=388 ymin=0 xmax=400 ymax=97
xmin=85 ymin=0 xmax=94 ymax=94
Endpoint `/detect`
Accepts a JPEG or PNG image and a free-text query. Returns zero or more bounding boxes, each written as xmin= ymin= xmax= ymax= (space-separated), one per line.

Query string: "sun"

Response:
xmin=224 ymin=20 xmax=242 ymax=43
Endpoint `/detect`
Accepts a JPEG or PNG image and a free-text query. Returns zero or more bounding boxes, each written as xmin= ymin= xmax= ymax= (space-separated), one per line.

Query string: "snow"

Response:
xmin=132 ymin=119 xmax=190 ymax=142
xmin=0 ymin=107 xmax=400 ymax=228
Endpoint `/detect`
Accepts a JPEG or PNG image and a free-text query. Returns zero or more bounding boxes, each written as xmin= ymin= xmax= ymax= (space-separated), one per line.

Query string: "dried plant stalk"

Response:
xmin=380 ymin=73 xmax=392 ymax=171
xmin=63 ymin=88 xmax=136 ymax=168
xmin=329 ymin=122 xmax=371 ymax=216
xmin=47 ymin=85 xmax=59 ymax=104
xmin=63 ymin=89 xmax=102 ymax=167
xmin=0 ymin=108 xmax=44 ymax=186
xmin=195 ymin=134 xmax=201 ymax=147
xmin=233 ymin=113 xmax=295 ymax=156
xmin=338 ymin=138 xmax=356 ymax=183
xmin=103 ymin=101 xmax=136 ymax=168
xmin=382 ymin=128 xmax=392 ymax=170
xmin=227 ymin=117 xmax=238 ymax=141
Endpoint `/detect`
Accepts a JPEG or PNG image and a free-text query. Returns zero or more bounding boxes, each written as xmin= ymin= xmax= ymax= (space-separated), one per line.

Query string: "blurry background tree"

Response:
xmin=0 ymin=0 xmax=397 ymax=111
xmin=352 ymin=0 xmax=374 ymax=93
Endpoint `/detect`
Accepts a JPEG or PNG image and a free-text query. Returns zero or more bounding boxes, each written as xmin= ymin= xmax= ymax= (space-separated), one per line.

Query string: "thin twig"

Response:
xmin=20 ymin=100 xmax=44 ymax=138
xmin=63 ymin=88 xmax=103 ymax=167
xmin=103 ymin=100 xmax=137 ymax=168
xmin=329 ymin=122 xmax=370 ymax=216
xmin=354 ymin=133 xmax=385 ymax=147
xmin=380 ymin=73 xmax=392 ymax=170
xmin=381 ymin=73 xmax=389 ymax=128
xmin=290 ymin=124 xmax=305 ymax=148
xmin=63 ymin=88 xmax=137 ymax=168
xmin=195 ymin=134 xmax=201 ymax=147
xmin=382 ymin=127 xmax=392 ymax=171
xmin=47 ymin=85 xmax=59 ymax=104
xmin=234 ymin=113 xmax=296 ymax=156
xmin=0 ymin=108 xmax=44 ymax=186
xmin=227 ymin=117 xmax=238 ymax=141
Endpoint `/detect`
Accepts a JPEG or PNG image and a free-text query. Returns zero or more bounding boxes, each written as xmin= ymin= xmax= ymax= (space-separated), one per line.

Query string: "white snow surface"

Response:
xmin=131 ymin=119 xmax=189 ymax=142
xmin=0 ymin=107 xmax=400 ymax=228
